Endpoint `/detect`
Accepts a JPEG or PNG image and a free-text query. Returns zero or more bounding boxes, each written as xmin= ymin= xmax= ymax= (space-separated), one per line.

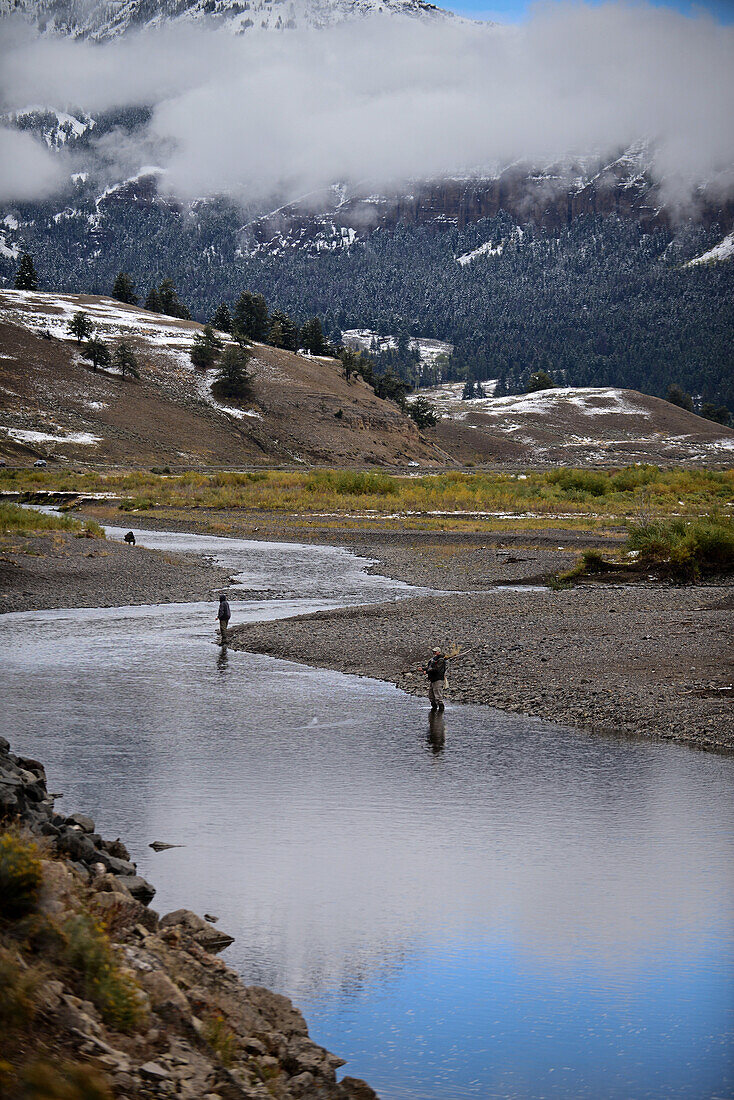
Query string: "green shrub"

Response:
xmin=202 ymin=1011 xmax=238 ymax=1067
xmin=0 ymin=834 xmax=43 ymax=920
xmin=304 ymin=470 xmax=398 ymax=497
xmin=546 ymin=469 xmax=609 ymax=497
xmin=609 ymin=465 xmax=660 ymax=492
xmin=628 ymin=516 xmax=734 ymax=580
xmin=581 ymin=549 xmax=609 ymax=572
xmin=62 ymin=915 xmax=146 ymax=1032
xmin=0 ymin=503 xmax=79 ymax=537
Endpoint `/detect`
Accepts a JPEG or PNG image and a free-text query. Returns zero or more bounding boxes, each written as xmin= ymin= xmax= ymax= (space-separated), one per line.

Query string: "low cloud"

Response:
xmin=0 ymin=1 xmax=732 ymax=209
xmin=0 ymin=127 xmax=68 ymax=202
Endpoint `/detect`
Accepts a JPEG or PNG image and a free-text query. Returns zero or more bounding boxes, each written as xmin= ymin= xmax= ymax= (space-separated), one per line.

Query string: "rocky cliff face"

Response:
xmin=241 ymin=149 xmax=733 ymax=258
xmin=0 ymin=735 xmax=377 ymax=1100
xmin=0 ymin=0 xmax=454 ymax=38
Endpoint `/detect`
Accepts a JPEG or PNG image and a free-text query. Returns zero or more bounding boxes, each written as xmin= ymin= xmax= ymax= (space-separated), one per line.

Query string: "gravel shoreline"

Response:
xmin=0 ymin=532 xmax=230 ymax=614
xmin=230 ymin=584 xmax=733 ymax=752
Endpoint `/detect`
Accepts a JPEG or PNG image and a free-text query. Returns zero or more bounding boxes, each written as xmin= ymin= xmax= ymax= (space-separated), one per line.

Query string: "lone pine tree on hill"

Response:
xmin=144 ymin=286 xmax=161 ymax=313
xmin=114 ymin=340 xmax=140 ymax=379
xmin=526 ymin=369 xmax=555 ymax=393
xmin=111 ymin=272 xmax=138 ymax=305
xmin=267 ymin=309 xmax=298 ymax=351
xmin=190 ymin=325 xmax=223 ymax=370
xmin=234 ymin=291 xmax=268 ymax=341
xmin=144 ymin=278 xmax=189 ymax=319
xmin=158 ymin=278 xmax=190 ymax=320
xmin=211 ymin=303 xmax=232 ymax=334
xmin=213 ymin=345 xmax=253 ymax=401
xmin=68 ymin=311 xmax=93 ymax=344
xmin=14 ymin=253 xmax=38 ymax=291
xmin=300 ymin=317 xmax=326 ymax=355
xmin=81 ymin=337 xmax=110 ymax=373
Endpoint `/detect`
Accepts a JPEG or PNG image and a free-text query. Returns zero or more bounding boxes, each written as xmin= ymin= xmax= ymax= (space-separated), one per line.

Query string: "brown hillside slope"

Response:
xmin=0 ymin=290 xmax=440 ymax=467
xmin=425 ymin=383 xmax=734 ymax=466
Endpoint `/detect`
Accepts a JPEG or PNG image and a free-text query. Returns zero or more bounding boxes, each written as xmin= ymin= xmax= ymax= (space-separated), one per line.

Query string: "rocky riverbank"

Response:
xmin=0 ymin=737 xmax=376 ymax=1100
xmin=0 ymin=531 xmax=231 ymax=614
xmin=230 ymin=585 xmax=734 ymax=752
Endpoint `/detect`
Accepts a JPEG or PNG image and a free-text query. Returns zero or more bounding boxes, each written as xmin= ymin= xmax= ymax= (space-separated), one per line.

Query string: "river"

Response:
xmin=1 ymin=525 xmax=732 ymax=1099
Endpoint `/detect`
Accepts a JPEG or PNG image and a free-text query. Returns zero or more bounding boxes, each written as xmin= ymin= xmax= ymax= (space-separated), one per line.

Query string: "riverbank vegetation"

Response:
xmin=0 ymin=502 xmax=105 ymax=539
xmin=1 ymin=466 xmax=732 ymax=534
xmin=552 ymin=515 xmax=734 ymax=584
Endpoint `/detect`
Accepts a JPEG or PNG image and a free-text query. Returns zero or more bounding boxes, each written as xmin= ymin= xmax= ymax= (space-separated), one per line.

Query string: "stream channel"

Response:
xmin=1 ymin=524 xmax=733 ymax=1099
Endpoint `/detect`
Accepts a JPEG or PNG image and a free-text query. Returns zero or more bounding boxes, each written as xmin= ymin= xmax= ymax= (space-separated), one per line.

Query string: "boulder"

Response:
xmin=160 ymin=909 xmax=234 ymax=953
xmin=341 ymin=1078 xmax=379 ymax=1100
xmin=67 ymin=812 xmax=95 ymax=833
xmin=119 ymin=874 xmax=156 ymax=904
xmin=139 ymin=1061 xmax=170 ymax=1082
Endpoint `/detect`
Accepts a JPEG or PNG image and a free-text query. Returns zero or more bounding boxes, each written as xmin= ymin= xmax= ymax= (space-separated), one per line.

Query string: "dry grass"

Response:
xmin=1 ymin=465 xmax=732 ymax=533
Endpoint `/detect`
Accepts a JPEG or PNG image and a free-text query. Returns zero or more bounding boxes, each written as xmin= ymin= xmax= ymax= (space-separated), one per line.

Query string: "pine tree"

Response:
xmin=144 ymin=287 xmax=161 ymax=313
xmin=211 ymin=303 xmax=232 ymax=334
xmin=111 ymin=272 xmax=138 ymax=305
xmin=191 ymin=325 xmax=223 ymax=370
xmin=213 ymin=345 xmax=253 ymax=401
xmin=68 ymin=311 xmax=93 ymax=345
xmin=408 ymin=396 xmax=438 ymax=428
xmin=114 ymin=340 xmax=140 ymax=379
xmin=14 ymin=253 xmax=38 ymax=291
xmin=268 ymin=309 xmax=298 ymax=351
xmin=340 ymin=347 xmax=359 ymax=383
xmin=267 ymin=319 xmax=284 ymax=349
xmin=234 ymin=291 xmax=268 ymax=340
xmin=462 ymin=379 xmax=475 ymax=400
xmin=666 ymin=383 xmax=693 ymax=411
xmin=81 ymin=337 xmax=110 ymax=373
xmin=157 ymin=278 xmax=190 ymax=320
xmin=525 ymin=369 xmax=554 ymax=393
xmin=300 ymin=317 xmax=326 ymax=355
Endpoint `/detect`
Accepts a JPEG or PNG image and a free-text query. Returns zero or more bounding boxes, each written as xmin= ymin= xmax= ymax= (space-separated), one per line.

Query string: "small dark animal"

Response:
xmin=124 ymin=531 xmax=136 ymax=545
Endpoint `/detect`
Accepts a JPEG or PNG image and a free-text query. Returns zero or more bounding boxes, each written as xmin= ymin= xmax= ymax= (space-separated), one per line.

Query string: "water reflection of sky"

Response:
xmin=1 ymin=530 xmax=732 ymax=1100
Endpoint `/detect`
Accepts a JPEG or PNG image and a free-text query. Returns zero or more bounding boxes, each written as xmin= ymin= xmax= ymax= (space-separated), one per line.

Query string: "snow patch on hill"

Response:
xmin=456 ymin=228 xmax=524 ymax=267
xmin=342 ymin=329 xmax=453 ymax=365
xmin=423 ymin=384 xmax=649 ymax=423
xmin=687 ymin=232 xmax=734 ymax=266
xmin=2 ymin=427 xmax=101 ymax=446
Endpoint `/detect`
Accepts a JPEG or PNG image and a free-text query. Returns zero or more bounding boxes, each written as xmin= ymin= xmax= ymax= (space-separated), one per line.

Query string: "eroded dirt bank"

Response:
xmin=230 ymin=585 xmax=734 ymax=753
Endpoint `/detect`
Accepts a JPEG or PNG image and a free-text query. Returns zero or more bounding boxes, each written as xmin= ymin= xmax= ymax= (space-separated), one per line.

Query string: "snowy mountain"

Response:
xmin=0 ymin=0 xmax=454 ymax=38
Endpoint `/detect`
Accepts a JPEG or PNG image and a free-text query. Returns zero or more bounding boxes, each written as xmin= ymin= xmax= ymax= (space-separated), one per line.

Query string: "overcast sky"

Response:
xmin=0 ymin=0 xmax=732 ymax=209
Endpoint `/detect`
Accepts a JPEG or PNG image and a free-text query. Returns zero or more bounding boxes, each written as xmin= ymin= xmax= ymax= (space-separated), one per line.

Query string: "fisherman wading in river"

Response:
xmin=217 ymin=593 xmax=231 ymax=644
xmin=423 ymin=647 xmax=447 ymax=712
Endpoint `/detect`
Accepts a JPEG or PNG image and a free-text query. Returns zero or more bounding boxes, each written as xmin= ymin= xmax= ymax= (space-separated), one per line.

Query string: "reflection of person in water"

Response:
xmin=217 ymin=647 xmax=229 ymax=673
xmin=428 ymin=709 xmax=446 ymax=754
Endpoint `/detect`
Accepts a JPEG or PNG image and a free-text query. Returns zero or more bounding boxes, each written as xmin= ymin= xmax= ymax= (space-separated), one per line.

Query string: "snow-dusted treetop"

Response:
xmin=0 ymin=0 xmax=456 ymax=38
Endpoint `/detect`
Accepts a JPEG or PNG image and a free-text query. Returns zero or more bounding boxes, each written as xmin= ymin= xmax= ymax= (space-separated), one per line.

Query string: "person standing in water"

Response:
xmin=217 ymin=593 xmax=231 ymax=644
xmin=423 ymin=647 xmax=447 ymax=711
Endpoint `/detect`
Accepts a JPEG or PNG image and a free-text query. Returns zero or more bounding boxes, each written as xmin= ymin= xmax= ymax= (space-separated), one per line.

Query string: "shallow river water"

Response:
xmin=1 ymin=526 xmax=733 ymax=1099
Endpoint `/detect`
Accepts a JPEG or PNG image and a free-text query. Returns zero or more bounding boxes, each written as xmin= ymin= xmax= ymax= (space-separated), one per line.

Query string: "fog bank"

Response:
xmin=0 ymin=1 xmax=731 ymax=208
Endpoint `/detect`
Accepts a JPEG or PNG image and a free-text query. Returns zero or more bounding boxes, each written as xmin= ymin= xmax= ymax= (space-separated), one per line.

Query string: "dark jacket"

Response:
xmin=218 ymin=597 xmax=231 ymax=621
xmin=426 ymin=655 xmax=446 ymax=682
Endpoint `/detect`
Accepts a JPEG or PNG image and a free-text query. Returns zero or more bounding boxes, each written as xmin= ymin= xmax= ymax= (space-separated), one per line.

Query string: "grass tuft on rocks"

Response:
xmin=0 ymin=833 xmax=43 ymax=920
xmin=61 ymin=914 xmax=147 ymax=1032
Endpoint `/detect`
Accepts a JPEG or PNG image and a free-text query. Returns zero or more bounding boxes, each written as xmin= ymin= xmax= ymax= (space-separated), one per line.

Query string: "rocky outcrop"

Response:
xmin=0 ymin=736 xmax=377 ymax=1099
